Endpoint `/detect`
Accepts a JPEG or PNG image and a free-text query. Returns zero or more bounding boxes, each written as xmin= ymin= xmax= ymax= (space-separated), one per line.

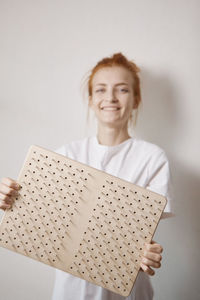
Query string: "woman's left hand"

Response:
xmin=140 ymin=240 xmax=163 ymax=276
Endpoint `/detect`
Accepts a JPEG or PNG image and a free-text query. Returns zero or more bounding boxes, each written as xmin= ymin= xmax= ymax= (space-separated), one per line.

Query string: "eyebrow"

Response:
xmin=95 ymin=82 xmax=129 ymax=87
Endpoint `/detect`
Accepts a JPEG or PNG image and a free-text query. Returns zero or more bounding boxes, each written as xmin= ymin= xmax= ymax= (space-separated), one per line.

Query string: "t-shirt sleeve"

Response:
xmin=146 ymin=149 xmax=174 ymax=219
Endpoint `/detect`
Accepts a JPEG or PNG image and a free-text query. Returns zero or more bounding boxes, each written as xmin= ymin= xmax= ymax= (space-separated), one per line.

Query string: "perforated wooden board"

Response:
xmin=0 ymin=145 xmax=167 ymax=297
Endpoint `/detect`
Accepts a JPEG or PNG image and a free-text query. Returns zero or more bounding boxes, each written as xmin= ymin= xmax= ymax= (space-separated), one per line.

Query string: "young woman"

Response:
xmin=0 ymin=53 xmax=173 ymax=300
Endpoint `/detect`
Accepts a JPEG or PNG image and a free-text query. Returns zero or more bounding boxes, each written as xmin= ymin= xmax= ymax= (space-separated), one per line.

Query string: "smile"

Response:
xmin=101 ymin=107 xmax=120 ymax=111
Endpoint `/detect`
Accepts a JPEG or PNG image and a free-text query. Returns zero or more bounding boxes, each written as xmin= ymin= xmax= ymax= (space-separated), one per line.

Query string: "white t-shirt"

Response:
xmin=51 ymin=135 xmax=173 ymax=300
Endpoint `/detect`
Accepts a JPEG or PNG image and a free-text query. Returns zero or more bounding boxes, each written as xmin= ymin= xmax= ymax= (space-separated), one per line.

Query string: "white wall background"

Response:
xmin=0 ymin=0 xmax=199 ymax=299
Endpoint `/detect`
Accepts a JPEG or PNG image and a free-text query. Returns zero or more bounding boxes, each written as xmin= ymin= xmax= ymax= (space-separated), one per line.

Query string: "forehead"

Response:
xmin=92 ymin=66 xmax=134 ymax=86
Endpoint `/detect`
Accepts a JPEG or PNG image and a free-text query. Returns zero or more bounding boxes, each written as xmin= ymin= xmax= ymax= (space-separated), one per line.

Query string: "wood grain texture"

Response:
xmin=0 ymin=145 xmax=167 ymax=296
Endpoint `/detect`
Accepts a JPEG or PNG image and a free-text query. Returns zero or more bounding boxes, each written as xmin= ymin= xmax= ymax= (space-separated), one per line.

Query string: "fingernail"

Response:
xmin=15 ymin=183 xmax=21 ymax=189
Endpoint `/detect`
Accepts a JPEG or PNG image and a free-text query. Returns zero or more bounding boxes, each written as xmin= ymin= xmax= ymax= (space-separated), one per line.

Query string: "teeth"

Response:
xmin=102 ymin=107 xmax=119 ymax=111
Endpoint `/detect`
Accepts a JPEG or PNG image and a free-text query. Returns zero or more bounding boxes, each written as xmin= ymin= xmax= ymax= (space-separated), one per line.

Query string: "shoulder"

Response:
xmin=131 ymin=138 xmax=170 ymax=176
xmin=133 ymin=137 xmax=167 ymax=159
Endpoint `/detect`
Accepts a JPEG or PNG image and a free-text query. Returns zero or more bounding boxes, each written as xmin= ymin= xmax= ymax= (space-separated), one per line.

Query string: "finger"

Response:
xmin=141 ymin=257 xmax=161 ymax=268
xmin=143 ymin=250 xmax=162 ymax=262
xmin=0 ymin=183 xmax=19 ymax=197
xmin=0 ymin=193 xmax=14 ymax=205
xmin=0 ymin=200 xmax=12 ymax=210
xmin=140 ymin=263 xmax=155 ymax=276
xmin=1 ymin=177 xmax=21 ymax=190
xmin=145 ymin=242 xmax=163 ymax=254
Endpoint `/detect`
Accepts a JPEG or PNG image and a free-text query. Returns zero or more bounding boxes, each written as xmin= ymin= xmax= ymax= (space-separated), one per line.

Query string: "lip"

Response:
xmin=101 ymin=106 xmax=121 ymax=110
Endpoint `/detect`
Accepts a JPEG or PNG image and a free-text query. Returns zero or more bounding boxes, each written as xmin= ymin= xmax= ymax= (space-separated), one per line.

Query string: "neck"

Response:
xmin=97 ymin=123 xmax=131 ymax=146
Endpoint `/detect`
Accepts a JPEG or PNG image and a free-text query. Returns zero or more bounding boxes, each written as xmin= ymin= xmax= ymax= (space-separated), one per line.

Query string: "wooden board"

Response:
xmin=0 ymin=145 xmax=167 ymax=297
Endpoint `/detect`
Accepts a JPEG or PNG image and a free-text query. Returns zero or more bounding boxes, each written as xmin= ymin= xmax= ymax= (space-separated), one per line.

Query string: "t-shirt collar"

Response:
xmin=92 ymin=135 xmax=133 ymax=153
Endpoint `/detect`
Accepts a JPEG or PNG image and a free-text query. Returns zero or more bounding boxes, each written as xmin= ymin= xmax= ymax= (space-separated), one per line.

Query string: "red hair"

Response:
xmin=88 ymin=52 xmax=141 ymax=109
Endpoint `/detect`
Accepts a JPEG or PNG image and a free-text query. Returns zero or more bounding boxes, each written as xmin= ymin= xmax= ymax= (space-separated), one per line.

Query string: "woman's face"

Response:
xmin=90 ymin=66 xmax=136 ymax=128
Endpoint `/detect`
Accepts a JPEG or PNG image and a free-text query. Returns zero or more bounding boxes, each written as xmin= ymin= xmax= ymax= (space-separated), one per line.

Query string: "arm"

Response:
xmin=146 ymin=149 xmax=174 ymax=219
xmin=140 ymin=149 xmax=174 ymax=275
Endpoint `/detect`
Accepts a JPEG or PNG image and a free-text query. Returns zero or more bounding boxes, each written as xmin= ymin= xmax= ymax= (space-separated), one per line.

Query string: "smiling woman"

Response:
xmin=0 ymin=52 xmax=173 ymax=300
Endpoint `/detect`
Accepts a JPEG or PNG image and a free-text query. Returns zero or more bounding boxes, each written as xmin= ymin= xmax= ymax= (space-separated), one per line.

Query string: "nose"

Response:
xmin=106 ymin=88 xmax=118 ymax=102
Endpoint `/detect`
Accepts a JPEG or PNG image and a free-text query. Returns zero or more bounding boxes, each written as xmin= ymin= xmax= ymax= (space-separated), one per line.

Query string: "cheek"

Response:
xmin=91 ymin=96 xmax=101 ymax=107
xmin=90 ymin=98 xmax=101 ymax=113
xmin=122 ymin=95 xmax=134 ymax=110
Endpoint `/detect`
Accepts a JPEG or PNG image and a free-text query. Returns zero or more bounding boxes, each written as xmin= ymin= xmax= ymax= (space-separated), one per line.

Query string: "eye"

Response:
xmin=120 ymin=88 xmax=129 ymax=93
xmin=95 ymin=88 xmax=105 ymax=93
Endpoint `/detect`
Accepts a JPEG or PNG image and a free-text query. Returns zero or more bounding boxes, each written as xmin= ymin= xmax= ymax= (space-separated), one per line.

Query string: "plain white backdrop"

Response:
xmin=0 ymin=0 xmax=199 ymax=299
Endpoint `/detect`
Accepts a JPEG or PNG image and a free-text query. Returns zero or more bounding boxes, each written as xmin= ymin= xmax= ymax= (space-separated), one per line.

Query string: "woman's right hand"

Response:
xmin=0 ymin=177 xmax=21 ymax=210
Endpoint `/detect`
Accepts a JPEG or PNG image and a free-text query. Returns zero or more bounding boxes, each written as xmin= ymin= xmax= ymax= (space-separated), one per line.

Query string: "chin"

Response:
xmin=99 ymin=119 xmax=123 ymax=127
